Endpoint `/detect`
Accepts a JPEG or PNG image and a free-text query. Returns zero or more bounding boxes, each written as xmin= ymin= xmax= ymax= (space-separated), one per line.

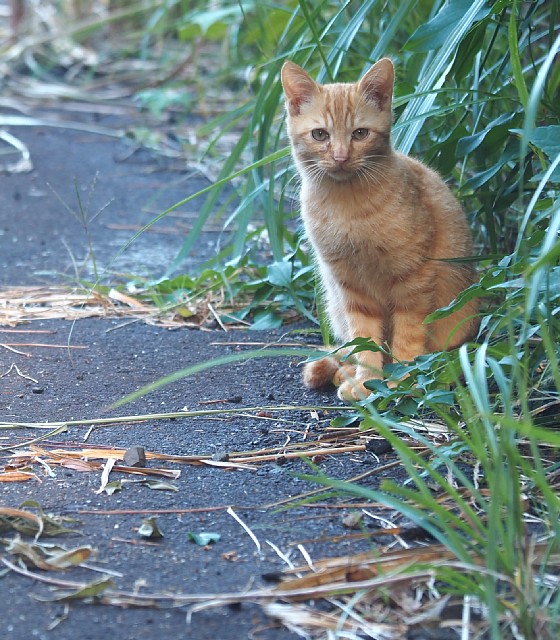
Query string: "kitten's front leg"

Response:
xmin=336 ymin=309 xmax=385 ymax=402
xmin=390 ymin=308 xmax=429 ymax=365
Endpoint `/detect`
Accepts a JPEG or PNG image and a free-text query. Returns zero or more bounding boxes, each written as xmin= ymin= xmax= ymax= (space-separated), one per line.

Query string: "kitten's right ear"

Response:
xmin=281 ymin=61 xmax=318 ymax=116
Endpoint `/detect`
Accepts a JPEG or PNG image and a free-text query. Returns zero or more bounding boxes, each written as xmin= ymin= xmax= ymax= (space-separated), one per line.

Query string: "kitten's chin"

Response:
xmin=325 ymin=168 xmax=357 ymax=182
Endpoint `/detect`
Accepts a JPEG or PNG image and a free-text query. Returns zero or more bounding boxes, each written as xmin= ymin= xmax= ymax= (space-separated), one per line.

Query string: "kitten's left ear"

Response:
xmin=281 ymin=61 xmax=319 ymax=116
xmin=358 ymin=58 xmax=394 ymax=111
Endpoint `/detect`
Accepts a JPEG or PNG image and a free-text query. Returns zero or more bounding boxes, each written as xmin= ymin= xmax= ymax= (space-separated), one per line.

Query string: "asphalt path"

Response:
xmin=0 ymin=109 xmax=392 ymax=639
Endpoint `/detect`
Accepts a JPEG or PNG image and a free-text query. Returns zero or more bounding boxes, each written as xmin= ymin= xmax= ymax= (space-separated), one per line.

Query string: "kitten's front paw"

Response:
xmin=336 ymin=378 xmax=372 ymax=402
xmin=332 ymin=363 xmax=357 ymax=387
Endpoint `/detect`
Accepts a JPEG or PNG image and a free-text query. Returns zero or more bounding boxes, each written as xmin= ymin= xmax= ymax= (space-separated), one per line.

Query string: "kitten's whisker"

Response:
xmin=302 ymin=163 xmax=328 ymax=186
xmin=362 ymin=162 xmax=388 ymax=182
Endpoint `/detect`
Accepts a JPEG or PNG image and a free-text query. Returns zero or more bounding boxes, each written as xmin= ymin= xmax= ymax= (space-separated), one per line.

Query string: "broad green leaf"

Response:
xmin=405 ymin=0 xmax=491 ymax=52
xmin=329 ymin=413 xmax=361 ymax=428
xmin=424 ymin=282 xmax=485 ymax=324
xmin=525 ymin=125 xmax=560 ymax=182
xmin=456 ymin=113 xmax=516 ymax=157
xmin=249 ymin=310 xmax=283 ymax=330
xmin=423 ymin=389 xmax=456 ymax=407
xmin=178 ymin=6 xmax=247 ymax=40
xmin=460 ymin=142 xmax=518 ymax=191
xmin=266 ymin=261 xmax=293 ymax=288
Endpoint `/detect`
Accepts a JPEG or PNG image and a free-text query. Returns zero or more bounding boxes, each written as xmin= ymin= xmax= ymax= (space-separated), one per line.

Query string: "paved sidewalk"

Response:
xmin=0 ymin=108 xmax=381 ymax=639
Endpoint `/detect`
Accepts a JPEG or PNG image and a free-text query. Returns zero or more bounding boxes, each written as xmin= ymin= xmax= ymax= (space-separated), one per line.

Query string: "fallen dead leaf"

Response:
xmin=0 ymin=470 xmax=40 ymax=482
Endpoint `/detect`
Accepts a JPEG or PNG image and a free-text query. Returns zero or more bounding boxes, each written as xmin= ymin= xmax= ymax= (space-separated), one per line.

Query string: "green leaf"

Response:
xmin=508 ymin=0 xmax=529 ymax=109
xmin=188 ymin=531 xmax=221 ymax=546
xmin=405 ymin=0 xmax=491 ymax=52
xmin=462 ymin=136 xmax=520 ymax=193
xmin=423 ymin=389 xmax=456 ymax=407
xmin=340 ymin=337 xmax=385 ymax=356
xmin=112 ymin=347 xmax=312 ymax=409
xmin=330 ymin=413 xmax=361 ymax=428
xmin=424 ymin=282 xmax=485 ymax=324
xmin=103 ymin=480 xmax=122 ymax=496
xmin=395 ymin=0 xmax=491 ymax=154
xmin=525 ymin=125 xmax=560 ymax=182
xmin=266 ymin=261 xmax=293 ymax=288
xmin=134 ymin=88 xmax=193 ymax=117
xmin=142 ymin=480 xmax=179 ymax=492
xmin=249 ymin=310 xmax=283 ymax=330
xmin=456 ymin=113 xmax=516 ymax=157
xmin=178 ymin=5 xmax=246 ymax=41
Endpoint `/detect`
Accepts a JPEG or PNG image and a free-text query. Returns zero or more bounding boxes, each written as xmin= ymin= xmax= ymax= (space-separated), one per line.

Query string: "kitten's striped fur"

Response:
xmin=281 ymin=59 xmax=479 ymax=401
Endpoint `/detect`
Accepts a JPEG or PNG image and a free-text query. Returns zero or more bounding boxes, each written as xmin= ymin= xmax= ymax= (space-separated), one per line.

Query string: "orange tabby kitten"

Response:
xmin=281 ymin=59 xmax=479 ymax=401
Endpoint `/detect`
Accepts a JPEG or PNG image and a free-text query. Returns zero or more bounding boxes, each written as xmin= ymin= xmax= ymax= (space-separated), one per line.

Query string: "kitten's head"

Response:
xmin=281 ymin=59 xmax=394 ymax=183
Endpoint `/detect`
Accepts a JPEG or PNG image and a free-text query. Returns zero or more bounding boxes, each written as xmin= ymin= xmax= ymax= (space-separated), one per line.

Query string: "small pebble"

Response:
xmin=123 ymin=446 xmax=146 ymax=468
xmin=31 ymin=387 xmax=44 ymax=394
xmin=366 ymin=439 xmax=393 ymax=455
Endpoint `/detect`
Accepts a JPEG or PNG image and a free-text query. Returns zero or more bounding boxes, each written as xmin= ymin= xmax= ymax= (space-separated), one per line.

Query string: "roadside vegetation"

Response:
xmin=2 ymin=0 xmax=559 ymax=637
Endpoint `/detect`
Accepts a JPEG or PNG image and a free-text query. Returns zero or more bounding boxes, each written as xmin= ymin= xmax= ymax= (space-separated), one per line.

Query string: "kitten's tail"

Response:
xmin=303 ymin=350 xmax=356 ymax=389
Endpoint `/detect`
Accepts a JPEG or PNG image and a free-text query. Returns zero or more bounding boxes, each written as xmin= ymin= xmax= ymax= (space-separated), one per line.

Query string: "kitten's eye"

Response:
xmin=352 ymin=128 xmax=370 ymax=140
xmin=311 ymin=129 xmax=329 ymax=141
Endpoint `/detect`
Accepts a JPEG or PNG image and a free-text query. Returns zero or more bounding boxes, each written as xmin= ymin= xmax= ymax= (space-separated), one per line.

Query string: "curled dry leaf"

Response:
xmin=0 ymin=505 xmax=78 ymax=539
xmin=138 ymin=517 xmax=164 ymax=539
xmin=140 ymin=479 xmax=178 ymax=492
xmin=6 ymin=537 xmax=92 ymax=571
xmin=56 ymin=457 xmax=97 ymax=472
xmin=31 ymin=577 xmax=115 ymax=603
xmin=0 ymin=470 xmax=40 ymax=482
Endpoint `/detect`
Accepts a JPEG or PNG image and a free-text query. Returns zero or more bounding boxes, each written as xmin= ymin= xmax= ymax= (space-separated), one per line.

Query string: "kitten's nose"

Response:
xmin=333 ymin=152 xmax=349 ymax=164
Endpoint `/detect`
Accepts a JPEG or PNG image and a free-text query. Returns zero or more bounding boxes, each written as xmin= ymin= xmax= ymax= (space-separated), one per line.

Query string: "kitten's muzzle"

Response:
xmin=333 ymin=152 xmax=349 ymax=164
